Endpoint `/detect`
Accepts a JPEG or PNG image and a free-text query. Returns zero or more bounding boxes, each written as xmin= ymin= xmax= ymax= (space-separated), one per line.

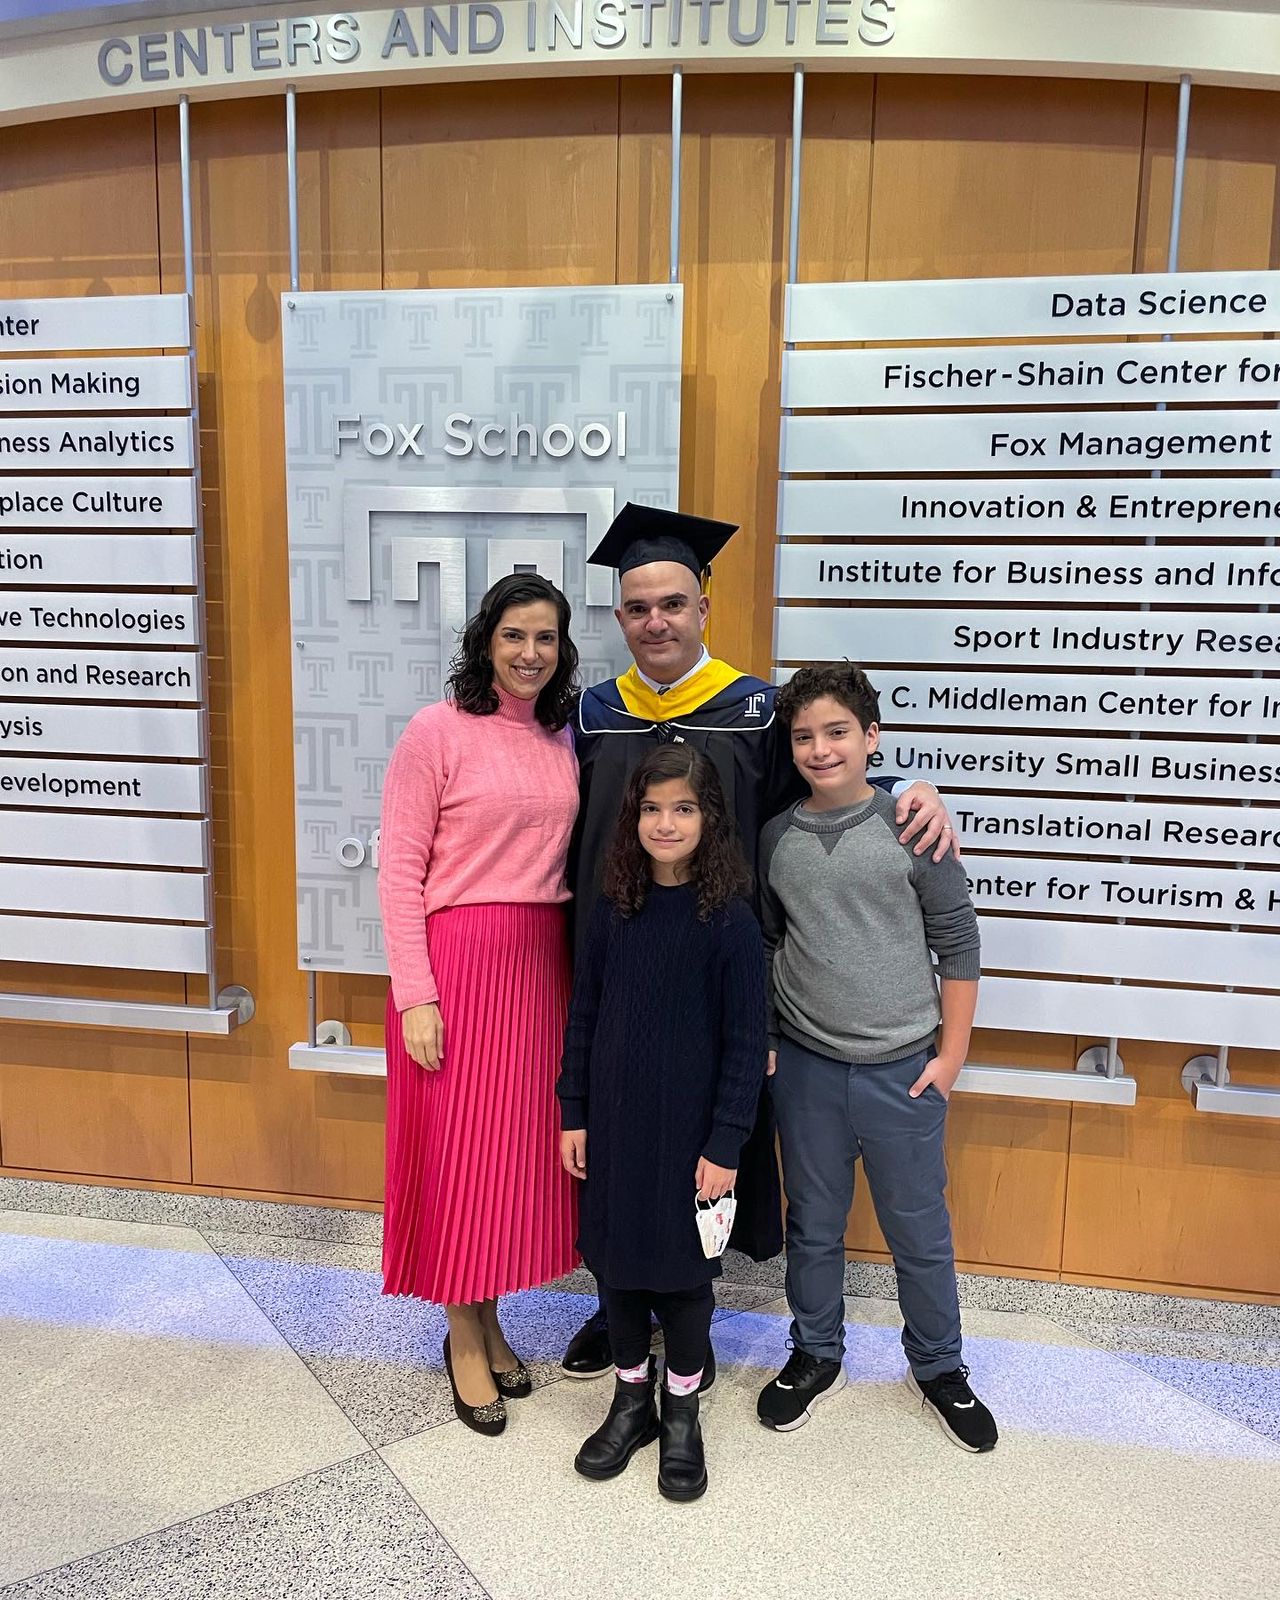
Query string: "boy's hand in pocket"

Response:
xmin=560 ymin=1129 xmax=587 ymax=1178
xmin=695 ymin=1158 xmax=736 ymax=1203
xmin=766 ymin=1050 xmax=777 ymax=1077
xmin=909 ymin=1055 xmax=963 ymax=1101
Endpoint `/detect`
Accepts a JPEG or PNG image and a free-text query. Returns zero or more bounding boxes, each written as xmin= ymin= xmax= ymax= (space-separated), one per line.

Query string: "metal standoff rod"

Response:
xmin=787 ymin=64 xmax=804 ymax=289
xmin=669 ymin=67 xmax=683 ymax=286
xmin=1102 ymin=73 xmax=1193 ymax=1085
xmin=180 ymin=91 xmax=223 ymax=1017
xmin=286 ymin=85 xmax=301 ymax=294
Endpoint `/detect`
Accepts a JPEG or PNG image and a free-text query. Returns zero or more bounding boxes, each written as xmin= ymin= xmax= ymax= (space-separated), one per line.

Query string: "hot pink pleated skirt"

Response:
xmin=382 ymin=902 xmax=578 ymax=1306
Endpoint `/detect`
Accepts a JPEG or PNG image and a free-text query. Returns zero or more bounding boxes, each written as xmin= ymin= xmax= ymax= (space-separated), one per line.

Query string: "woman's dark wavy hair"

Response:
xmin=602 ymin=744 xmax=751 ymax=922
xmin=446 ymin=572 xmax=580 ymax=731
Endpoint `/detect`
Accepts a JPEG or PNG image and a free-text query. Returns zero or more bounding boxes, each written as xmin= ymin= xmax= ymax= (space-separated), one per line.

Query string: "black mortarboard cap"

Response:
xmin=588 ymin=503 xmax=739 ymax=582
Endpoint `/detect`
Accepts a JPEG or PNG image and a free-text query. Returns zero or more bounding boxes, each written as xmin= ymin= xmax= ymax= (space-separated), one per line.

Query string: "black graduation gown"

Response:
xmin=567 ymin=674 xmax=784 ymax=1261
xmin=566 ymin=671 xmax=907 ymax=1261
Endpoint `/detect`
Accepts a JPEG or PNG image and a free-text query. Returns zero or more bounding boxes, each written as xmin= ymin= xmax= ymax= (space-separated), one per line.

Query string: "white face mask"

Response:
xmin=695 ymin=1190 xmax=737 ymax=1259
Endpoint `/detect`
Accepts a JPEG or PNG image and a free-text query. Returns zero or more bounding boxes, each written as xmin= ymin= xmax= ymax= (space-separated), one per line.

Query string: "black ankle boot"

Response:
xmin=574 ymin=1358 xmax=660 ymax=1480
xmin=562 ymin=1306 xmax=613 ymax=1379
xmin=658 ymin=1384 xmax=708 ymax=1502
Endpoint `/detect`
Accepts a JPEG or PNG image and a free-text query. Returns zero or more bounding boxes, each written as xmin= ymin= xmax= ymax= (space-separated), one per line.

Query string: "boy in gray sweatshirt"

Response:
xmin=756 ymin=664 xmax=997 ymax=1452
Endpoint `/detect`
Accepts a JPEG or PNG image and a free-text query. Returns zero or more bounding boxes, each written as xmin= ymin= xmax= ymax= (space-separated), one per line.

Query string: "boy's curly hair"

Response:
xmin=774 ymin=663 xmax=880 ymax=733
xmin=602 ymin=744 xmax=751 ymax=921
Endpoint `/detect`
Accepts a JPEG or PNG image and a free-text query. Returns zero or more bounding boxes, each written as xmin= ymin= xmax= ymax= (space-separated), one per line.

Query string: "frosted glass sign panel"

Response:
xmin=868 ymin=730 xmax=1279 ymax=801
xmin=965 ymin=856 xmax=1278 ymax=928
xmin=0 ymin=648 xmax=202 ymax=701
xmin=0 ymin=356 xmax=191 ymax=412
xmin=1 ymin=811 xmax=206 ymax=868
xmin=777 ymin=476 xmax=1280 ymax=540
xmin=0 ymin=476 xmax=197 ymax=527
xmin=0 ymin=294 xmax=190 ymax=353
xmin=0 ymin=415 xmax=195 ymax=470
xmin=0 ymin=756 xmax=206 ymax=812
xmin=776 ymin=607 xmax=1280 ymax=672
xmin=0 ymin=593 xmax=199 ymax=646
xmin=780 ymin=410 xmax=1280 ymax=475
xmin=848 ymin=671 xmax=1280 ymax=736
xmin=975 ymin=977 xmax=1280 ymax=1053
xmin=0 ymin=703 xmax=202 ymax=757
xmin=0 ymin=535 xmax=198 ymax=588
xmin=776 ymin=544 xmax=1280 ymax=605
xmin=284 ymin=285 xmax=684 ymax=976
xmin=0 ymin=862 xmax=209 ymax=921
xmin=951 ymin=795 xmax=1280 ymax=865
xmin=785 ymin=271 xmax=1280 ymax=342
xmin=0 ymin=293 xmax=208 ymax=971
xmin=775 ymin=272 xmax=1279 ymax=1047
xmin=0 ymin=915 xmax=209 ymax=973
xmin=782 ymin=340 xmax=1280 ymax=409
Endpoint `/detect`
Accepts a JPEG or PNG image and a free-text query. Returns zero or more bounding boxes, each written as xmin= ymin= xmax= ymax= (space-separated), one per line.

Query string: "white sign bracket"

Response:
xmin=0 ymin=987 xmax=254 ymax=1036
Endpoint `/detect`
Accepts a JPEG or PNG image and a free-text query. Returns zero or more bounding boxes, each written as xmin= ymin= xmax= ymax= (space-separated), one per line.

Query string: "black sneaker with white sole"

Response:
xmin=907 ymin=1365 xmax=998 ymax=1452
xmin=757 ymin=1347 xmax=846 ymax=1431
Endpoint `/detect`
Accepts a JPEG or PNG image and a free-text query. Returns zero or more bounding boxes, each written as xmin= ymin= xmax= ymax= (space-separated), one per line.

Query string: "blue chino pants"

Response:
xmin=770 ymin=1037 xmax=963 ymax=1381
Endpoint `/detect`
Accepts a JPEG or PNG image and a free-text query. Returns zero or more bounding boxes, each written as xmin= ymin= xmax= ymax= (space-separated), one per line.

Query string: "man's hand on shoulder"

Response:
xmin=895 ymin=782 xmax=960 ymax=863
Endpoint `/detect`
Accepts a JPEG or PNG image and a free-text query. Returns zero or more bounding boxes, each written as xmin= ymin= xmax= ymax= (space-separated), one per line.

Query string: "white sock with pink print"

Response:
xmin=665 ymin=1367 xmax=702 ymax=1396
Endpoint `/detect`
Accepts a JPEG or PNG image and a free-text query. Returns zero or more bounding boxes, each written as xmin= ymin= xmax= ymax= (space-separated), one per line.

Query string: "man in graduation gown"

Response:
xmin=561 ymin=504 xmax=957 ymax=1380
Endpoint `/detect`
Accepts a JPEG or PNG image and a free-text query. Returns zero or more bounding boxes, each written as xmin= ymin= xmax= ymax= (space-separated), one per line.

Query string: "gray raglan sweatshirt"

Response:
xmin=759 ymin=788 xmax=981 ymax=1065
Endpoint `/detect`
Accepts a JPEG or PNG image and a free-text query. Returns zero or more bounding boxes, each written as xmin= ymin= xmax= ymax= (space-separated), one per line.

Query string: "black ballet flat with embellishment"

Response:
xmin=491 ymin=1357 xmax=533 ymax=1400
xmin=442 ymin=1335 xmax=507 ymax=1436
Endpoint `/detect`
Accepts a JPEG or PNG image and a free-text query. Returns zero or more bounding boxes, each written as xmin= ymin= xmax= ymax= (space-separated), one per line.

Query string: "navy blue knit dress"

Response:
xmin=557 ymin=885 xmax=768 ymax=1292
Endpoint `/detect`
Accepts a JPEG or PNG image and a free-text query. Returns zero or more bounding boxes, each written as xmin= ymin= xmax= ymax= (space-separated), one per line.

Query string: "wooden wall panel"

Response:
xmin=1061 ymin=81 xmax=1280 ymax=1296
xmin=671 ymin=76 xmax=791 ymax=679
xmin=867 ymin=76 xmax=1149 ymax=280
xmin=376 ymin=74 xmax=627 ymax=1060
xmin=0 ymin=110 xmax=192 ymax=1183
xmin=0 ymin=109 xmax=160 ymax=297
xmin=622 ymin=73 xmax=791 ymax=677
xmin=298 ymin=89 xmax=383 ymax=293
xmin=157 ymin=99 xmax=387 ymax=1201
xmin=1064 ymin=1043 xmax=1280 ymax=1296
xmin=298 ymin=89 xmax=391 ymax=1052
xmin=0 ymin=1019 xmax=193 ymax=1185
xmin=837 ymin=76 xmax=1154 ymax=1275
xmin=382 ymin=80 xmax=620 ymax=289
xmin=617 ymin=78 xmax=670 ymax=286
xmin=1139 ymin=84 xmax=1280 ymax=272
xmin=0 ymin=77 xmax=1276 ymax=1299
xmin=798 ymin=77 xmax=875 ymax=283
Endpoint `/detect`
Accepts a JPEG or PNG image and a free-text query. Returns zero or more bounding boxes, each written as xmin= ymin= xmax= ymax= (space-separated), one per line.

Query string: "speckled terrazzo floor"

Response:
xmin=1 ymin=1180 xmax=1278 ymax=1599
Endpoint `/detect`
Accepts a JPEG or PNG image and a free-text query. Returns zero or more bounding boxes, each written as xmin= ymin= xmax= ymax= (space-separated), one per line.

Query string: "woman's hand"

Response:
xmin=895 ymin=782 xmax=961 ymax=862
xmin=401 ymin=1003 xmax=444 ymax=1070
xmin=561 ymin=1129 xmax=587 ymax=1179
xmin=695 ymin=1158 xmax=736 ymax=1203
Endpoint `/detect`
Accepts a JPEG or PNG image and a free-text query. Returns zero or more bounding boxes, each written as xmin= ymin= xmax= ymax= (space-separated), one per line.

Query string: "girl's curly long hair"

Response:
xmin=446 ymin=572 xmax=580 ymax=731
xmin=602 ymin=744 xmax=751 ymax=922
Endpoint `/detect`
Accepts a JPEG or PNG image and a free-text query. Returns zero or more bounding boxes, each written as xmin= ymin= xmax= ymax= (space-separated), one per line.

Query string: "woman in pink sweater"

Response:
xmin=379 ymin=572 xmax=580 ymax=1435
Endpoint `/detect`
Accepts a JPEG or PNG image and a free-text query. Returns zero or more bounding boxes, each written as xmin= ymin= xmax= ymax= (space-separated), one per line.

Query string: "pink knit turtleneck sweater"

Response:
xmin=378 ymin=686 xmax=579 ymax=1012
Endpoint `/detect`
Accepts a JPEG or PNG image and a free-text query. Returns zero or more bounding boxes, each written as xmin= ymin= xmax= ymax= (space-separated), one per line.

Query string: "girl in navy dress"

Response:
xmin=557 ymin=745 xmax=767 ymax=1501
